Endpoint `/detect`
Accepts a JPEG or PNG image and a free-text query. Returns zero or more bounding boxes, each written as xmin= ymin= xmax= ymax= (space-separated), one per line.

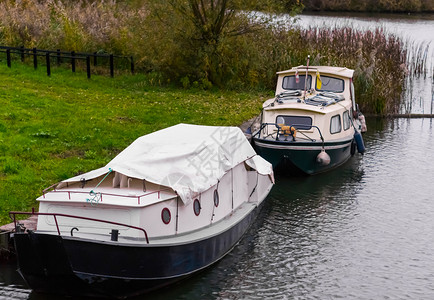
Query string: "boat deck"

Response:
xmin=0 ymin=215 xmax=38 ymax=232
xmin=38 ymin=186 xmax=177 ymax=207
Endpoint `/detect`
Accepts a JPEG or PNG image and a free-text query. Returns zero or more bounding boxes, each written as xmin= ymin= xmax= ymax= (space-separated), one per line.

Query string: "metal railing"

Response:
xmin=42 ymin=188 xmax=173 ymax=205
xmin=253 ymin=122 xmax=325 ymax=143
xmin=9 ymin=208 xmax=149 ymax=244
xmin=0 ymin=45 xmax=134 ymax=78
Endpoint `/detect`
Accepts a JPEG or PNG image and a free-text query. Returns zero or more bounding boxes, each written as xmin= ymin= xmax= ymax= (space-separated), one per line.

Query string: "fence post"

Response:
xmin=57 ymin=49 xmax=61 ymax=66
xmin=71 ymin=51 xmax=76 ymax=73
xmin=110 ymin=54 xmax=114 ymax=78
xmin=46 ymin=53 xmax=51 ymax=76
xmin=33 ymin=48 xmax=37 ymax=69
xmin=93 ymin=52 xmax=97 ymax=66
xmin=6 ymin=49 xmax=11 ymax=68
xmin=130 ymin=56 xmax=134 ymax=75
xmin=20 ymin=46 xmax=25 ymax=62
xmin=86 ymin=56 xmax=91 ymax=79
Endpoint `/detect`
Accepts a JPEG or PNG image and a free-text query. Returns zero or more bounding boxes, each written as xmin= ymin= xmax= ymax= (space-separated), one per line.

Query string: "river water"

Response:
xmin=1 ymin=117 xmax=434 ymax=299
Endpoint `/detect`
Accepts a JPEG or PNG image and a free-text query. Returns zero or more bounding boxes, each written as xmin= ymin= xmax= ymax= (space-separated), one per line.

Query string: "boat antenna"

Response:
xmin=303 ymin=55 xmax=310 ymax=101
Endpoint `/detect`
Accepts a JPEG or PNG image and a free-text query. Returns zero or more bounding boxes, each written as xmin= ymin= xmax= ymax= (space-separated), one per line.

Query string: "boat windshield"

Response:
xmin=316 ymin=76 xmax=344 ymax=93
xmin=282 ymin=75 xmax=312 ymax=90
xmin=276 ymin=115 xmax=312 ymax=130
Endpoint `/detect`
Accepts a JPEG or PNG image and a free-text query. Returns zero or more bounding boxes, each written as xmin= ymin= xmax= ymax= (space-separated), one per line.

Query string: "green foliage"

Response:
xmin=0 ymin=62 xmax=267 ymax=225
xmin=181 ymin=76 xmax=191 ymax=89
xmin=1 ymin=158 xmax=22 ymax=175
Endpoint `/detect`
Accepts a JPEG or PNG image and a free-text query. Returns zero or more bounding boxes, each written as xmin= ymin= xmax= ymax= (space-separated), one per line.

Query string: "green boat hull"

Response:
xmin=253 ymin=137 xmax=354 ymax=175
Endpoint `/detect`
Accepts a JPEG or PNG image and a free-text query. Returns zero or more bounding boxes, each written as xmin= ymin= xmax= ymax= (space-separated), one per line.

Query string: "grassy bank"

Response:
xmin=0 ymin=63 xmax=269 ymax=225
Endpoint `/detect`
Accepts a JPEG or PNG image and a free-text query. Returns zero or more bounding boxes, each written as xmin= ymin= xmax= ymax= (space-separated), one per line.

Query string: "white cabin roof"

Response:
xmin=277 ymin=65 xmax=354 ymax=79
xmin=59 ymin=124 xmax=272 ymax=205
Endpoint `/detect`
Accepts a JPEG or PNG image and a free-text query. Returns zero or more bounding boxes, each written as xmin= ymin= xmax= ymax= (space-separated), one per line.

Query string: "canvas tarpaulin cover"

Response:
xmin=61 ymin=124 xmax=272 ymax=204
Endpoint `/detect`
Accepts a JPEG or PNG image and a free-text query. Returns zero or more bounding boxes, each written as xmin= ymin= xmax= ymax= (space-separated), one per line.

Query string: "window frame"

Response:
xmin=161 ymin=208 xmax=171 ymax=224
xmin=343 ymin=111 xmax=351 ymax=131
xmin=282 ymin=75 xmax=312 ymax=91
xmin=213 ymin=190 xmax=219 ymax=207
xmin=276 ymin=115 xmax=313 ymax=130
xmin=193 ymin=199 xmax=201 ymax=216
xmin=330 ymin=114 xmax=342 ymax=134
xmin=316 ymin=75 xmax=345 ymax=93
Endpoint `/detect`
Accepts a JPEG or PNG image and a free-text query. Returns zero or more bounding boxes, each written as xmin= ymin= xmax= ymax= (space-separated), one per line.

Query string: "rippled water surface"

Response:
xmin=1 ymin=117 xmax=434 ymax=299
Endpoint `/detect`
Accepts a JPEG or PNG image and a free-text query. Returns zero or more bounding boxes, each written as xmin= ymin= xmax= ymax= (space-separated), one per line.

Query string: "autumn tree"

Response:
xmin=147 ymin=0 xmax=299 ymax=87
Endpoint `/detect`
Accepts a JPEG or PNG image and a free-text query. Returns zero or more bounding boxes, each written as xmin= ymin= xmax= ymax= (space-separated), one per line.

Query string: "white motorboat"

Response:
xmin=252 ymin=63 xmax=366 ymax=175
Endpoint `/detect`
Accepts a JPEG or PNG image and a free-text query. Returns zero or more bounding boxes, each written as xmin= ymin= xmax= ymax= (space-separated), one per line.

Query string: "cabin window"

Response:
xmin=343 ymin=111 xmax=351 ymax=131
xmin=161 ymin=208 xmax=171 ymax=224
xmin=193 ymin=199 xmax=201 ymax=216
xmin=316 ymin=76 xmax=344 ymax=93
xmin=276 ymin=115 xmax=312 ymax=130
xmin=282 ymin=75 xmax=312 ymax=91
xmin=214 ymin=190 xmax=219 ymax=207
xmin=330 ymin=115 xmax=342 ymax=134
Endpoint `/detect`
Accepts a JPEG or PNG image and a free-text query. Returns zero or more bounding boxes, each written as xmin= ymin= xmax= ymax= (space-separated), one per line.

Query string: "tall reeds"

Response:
xmin=231 ymin=25 xmax=409 ymax=115
xmin=301 ymin=0 xmax=434 ymax=13
xmin=0 ymin=0 xmax=148 ymax=56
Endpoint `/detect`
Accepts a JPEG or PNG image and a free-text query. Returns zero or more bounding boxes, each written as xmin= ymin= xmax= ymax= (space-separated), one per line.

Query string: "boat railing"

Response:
xmin=9 ymin=208 xmax=150 ymax=244
xmin=253 ymin=122 xmax=324 ymax=143
xmin=42 ymin=187 xmax=173 ymax=205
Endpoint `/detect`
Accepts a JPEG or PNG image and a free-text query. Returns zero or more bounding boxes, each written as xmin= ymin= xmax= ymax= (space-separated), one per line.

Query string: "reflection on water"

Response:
xmin=2 ymin=117 xmax=434 ymax=299
xmin=0 ymin=261 xmax=29 ymax=300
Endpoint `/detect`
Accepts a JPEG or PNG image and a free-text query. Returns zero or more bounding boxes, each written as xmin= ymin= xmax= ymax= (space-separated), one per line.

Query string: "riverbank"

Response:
xmin=0 ymin=63 xmax=270 ymax=225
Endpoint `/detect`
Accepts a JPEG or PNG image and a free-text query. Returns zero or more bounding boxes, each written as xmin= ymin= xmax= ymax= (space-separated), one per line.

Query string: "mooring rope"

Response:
xmin=86 ymin=168 xmax=113 ymax=206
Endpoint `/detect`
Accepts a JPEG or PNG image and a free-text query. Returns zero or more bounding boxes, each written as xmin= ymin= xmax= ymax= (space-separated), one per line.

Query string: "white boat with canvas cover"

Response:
xmin=11 ymin=124 xmax=274 ymax=298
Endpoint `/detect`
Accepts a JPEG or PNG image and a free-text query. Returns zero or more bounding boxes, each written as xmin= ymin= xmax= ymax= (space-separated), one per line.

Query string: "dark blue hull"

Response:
xmin=253 ymin=137 xmax=354 ymax=175
xmin=13 ymin=205 xmax=260 ymax=298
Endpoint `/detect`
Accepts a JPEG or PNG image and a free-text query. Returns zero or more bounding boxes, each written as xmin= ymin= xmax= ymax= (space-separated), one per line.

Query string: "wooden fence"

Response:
xmin=0 ymin=45 xmax=134 ymax=78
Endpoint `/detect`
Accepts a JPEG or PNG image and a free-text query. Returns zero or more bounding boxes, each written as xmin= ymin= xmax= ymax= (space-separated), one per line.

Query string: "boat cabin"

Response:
xmin=259 ymin=66 xmax=359 ymax=143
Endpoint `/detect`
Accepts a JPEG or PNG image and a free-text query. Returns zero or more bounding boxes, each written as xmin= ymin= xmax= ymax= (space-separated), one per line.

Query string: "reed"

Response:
xmin=406 ymin=41 xmax=431 ymax=78
xmin=238 ymin=25 xmax=410 ymax=115
xmin=300 ymin=0 xmax=434 ymax=13
xmin=0 ymin=0 xmax=148 ymax=57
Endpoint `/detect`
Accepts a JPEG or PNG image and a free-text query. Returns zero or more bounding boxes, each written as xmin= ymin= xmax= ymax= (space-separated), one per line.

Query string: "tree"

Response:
xmin=147 ymin=0 xmax=300 ymax=86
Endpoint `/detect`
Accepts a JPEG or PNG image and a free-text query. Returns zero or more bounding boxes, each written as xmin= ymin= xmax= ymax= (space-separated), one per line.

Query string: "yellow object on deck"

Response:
xmin=316 ymin=70 xmax=322 ymax=89
xmin=278 ymin=124 xmax=297 ymax=138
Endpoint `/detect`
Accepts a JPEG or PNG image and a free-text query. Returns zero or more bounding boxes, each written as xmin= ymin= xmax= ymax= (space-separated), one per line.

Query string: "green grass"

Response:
xmin=0 ymin=62 xmax=270 ymax=225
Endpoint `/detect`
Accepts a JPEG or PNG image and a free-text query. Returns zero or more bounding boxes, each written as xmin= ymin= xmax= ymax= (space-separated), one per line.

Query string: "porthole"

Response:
xmin=193 ymin=199 xmax=201 ymax=216
xmin=214 ymin=190 xmax=219 ymax=207
xmin=161 ymin=208 xmax=171 ymax=224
